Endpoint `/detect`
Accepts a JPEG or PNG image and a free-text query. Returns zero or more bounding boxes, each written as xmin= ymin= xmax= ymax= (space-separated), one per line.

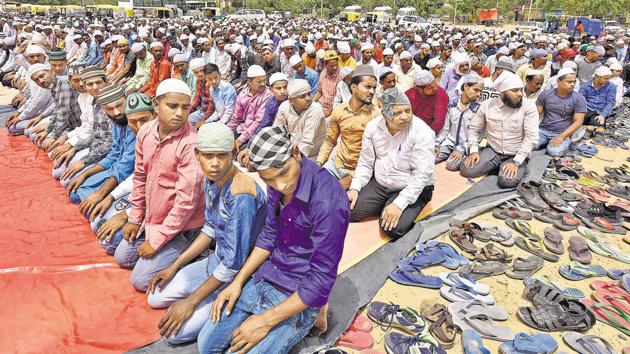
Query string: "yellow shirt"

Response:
xmin=316 ymin=101 xmax=380 ymax=173
xmin=338 ymin=56 xmax=357 ymax=69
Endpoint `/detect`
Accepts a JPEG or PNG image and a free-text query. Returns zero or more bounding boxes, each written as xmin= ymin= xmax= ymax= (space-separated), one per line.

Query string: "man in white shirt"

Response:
xmin=347 ymin=87 xmax=435 ymax=239
xmin=214 ymin=38 xmax=231 ymax=80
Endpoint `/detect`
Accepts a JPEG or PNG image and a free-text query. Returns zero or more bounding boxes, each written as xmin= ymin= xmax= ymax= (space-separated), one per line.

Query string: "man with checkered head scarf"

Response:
xmin=348 ymin=87 xmax=435 ymax=240
xmin=145 ymin=121 xmax=267 ymax=345
xmin=198 ymin=125 xmax=350 ymax=354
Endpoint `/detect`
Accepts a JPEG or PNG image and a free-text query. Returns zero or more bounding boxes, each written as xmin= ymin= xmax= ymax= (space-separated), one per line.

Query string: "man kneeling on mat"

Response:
xmin=197 ymin=126 xmax=350 ymax=354
xmin=120 ymin=78 xmax=205 ymax=292
xmin=146 ymin=122 xmax=267 ymax=344
xmin=348 ymin=87 xmax=435 ymax=239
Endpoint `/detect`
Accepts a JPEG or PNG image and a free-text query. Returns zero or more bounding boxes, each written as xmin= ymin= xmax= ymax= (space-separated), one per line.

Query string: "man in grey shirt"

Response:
xmin=535 ymin=68 xmax=586 ymax=157
xmin=576 ymin=45 xmax=603 ymax=83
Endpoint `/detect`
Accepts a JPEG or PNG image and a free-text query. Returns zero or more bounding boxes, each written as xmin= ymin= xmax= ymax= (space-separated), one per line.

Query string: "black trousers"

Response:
xmin=584 ymin=109 xmax=604 ymax=126
xmin=350 ymin=178 xmax=433 ymax=239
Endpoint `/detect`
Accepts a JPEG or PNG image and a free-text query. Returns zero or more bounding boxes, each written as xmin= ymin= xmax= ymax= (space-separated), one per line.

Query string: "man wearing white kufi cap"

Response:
xmin=274 ymin=79 xmax=327 ymax=160
xmin=359 ymin=43 xmax=378 ymax=73
xmin=289 ymin=55 xmax=318 ymax=96
xmin=578 ymin=65 xmax=615 ymax=126
xmin=146 ymin=121 xmax=267 ymax=345
xmin=461 ymin=72 xmax=539 ymax=189
xmin=394 ymin=51 xmax=420 ymax=92
xmin=123 ymin=41 xmax=154 ymax=94
xmin=226 ymin=65 xmax=272 ymax=150
xmin=119 ymin=78 xmax=205 ymax=292
xmin=435 ymin=73 xmax=485 ymax=171
xmin=535 ymin=67 xmax=586 ymax=157
xmin=378 ymin=47 xmax=399 ymax=72
xmin=608 ymin=61 xmax=624 ymax=108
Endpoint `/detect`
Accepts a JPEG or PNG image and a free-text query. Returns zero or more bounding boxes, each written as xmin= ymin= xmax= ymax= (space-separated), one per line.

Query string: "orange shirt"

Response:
xmin=140 ymin=58 xmax=172 ymax=98
xmin=302 ymin=53 xmax=317 ymax=70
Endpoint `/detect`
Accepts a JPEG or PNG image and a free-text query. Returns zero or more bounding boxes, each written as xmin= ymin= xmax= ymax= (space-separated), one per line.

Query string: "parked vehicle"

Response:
xmin=516 ymin=21 xmax=544 ymax=32
xmin=366 ymin=11 xmax=388 ymax=23
xmin=396 ymin=6 xmax=416 ymax=24
xmin=429 ymin=14 xmax=443 ymax=25
xmin=399 ymin=15 xmax=431 ymax=31
xmin=337 ymin=11 xmax=361 ymax=21
xmin=604 ymin=20 xmax=622 ymax=33
xmin=567 ymin=17 xmax=603 ymax=36
xmin=373 ymin=6 xmax=392 ymax=21
xmin=226 ymin=8 xmax=265 ymax=21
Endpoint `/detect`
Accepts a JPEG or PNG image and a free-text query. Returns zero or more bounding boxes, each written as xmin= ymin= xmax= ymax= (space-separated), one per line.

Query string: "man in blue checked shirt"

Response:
xmin=198 ymin=125 xmax=351 ymax=354
xmin=66 ymin=84 xmax=135 ymax=212
xmin=146 ymin=122 xmax=267 ymax=345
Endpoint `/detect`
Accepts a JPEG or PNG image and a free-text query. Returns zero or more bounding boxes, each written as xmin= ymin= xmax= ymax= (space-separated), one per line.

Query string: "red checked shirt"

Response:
xmin=317 ymin=68 xmax=342 ymax=111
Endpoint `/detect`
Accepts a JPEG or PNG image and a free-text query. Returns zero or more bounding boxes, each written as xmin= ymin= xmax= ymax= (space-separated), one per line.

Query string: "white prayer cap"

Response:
xmin=28 ymin=63 xmax=50 ymax=77
xmin=102 ymin=39 xmax=112 ymax=46
xmin=131 ymin=43 xmax=145 ymax=53
xmin=25 ymin=45 xmax=45 ymax=56
xmin=156 ymin=78 xmax=192 ymax=97
xmin=557 ymin=67 xmax=575 ymax=78
xmin=420 ymin=43 xmax=430 ymax=49
xmin=197 ymin=122 xmax=234 ymax=153
xmin=149 ymin=41 xmax=163 ymax=49
xmin=378 ymin=66 xmax=393 ymax=78
xmin=180 ymin=34 xmax=189 ymax=40
xmin=338 ymin=41 xmax=351 ymax=54
xmin=287 ymin=79 xmax=311 ymax=98
xmin=606 ymin=57 xmax=620 ymax=66
xmin=197 ymin=38 xmax=209 ymax=45
xmin=93 ymin=30 xmax=103 ymax=37
xmin=394 ymin=43 xmax=403 ymax=50
xmin=361 ymin=43 xmax=374 ymax=52
xmin=282 ymin=38 xmax=296 ymax=47
xmin=426 ymin=58 xmax=443 ymax=69
xmin=414 ymin=35 xmax=422 ymax=42
xmin=414 ymin=70 xmax=435 ymax=86
xmin=383 ymin=48 xmax=394 ymax=56
xmin=305 ymin=44 xmax=315 ymax=55
xmin=460 ymin=73 xmax=484 ymax=85
xmin=173 ymin=54 xmax=187 ymax=63
xmin=594 ymin=66 xmax=612 ymax=77
xmin=340 ymin=66 xmax=354 ymax=78
xmin=269 ymin=72 xmax=288 ymax=86
xmin=168 ymin=48 xmax=181 ymax=58
xmin=609 ymin=61 xmax=623 ymax=71
xmin=399 ymin=51 xmax=412 ymax=60
xmin=289 ymin=54 xmax=302 ymax=67
xmin=497 ymin=46 xmax=510 ymax=55
xmin=190 ymin=58 xmax=205 ymax=71
xmin=247 ymin=65 xmax=266 ymax=78
xmin=525 ymin=69 xmax=544 ymax=78
xmin=496 ymin=72 xmax=524 ymax=92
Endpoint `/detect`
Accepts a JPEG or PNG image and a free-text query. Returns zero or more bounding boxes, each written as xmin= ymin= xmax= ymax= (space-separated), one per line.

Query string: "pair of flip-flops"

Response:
xmin=563 ymin=332 xmax=619 ymax=354
xmin=505 ymin=256 xmax=544 ymax=280
xmin=578 ymin=226 xmax=630 ymax=263
xmin=439 ymin=272 xmax=494 ymax=304
xmin=460 ymin=261 xmax=506 ymax=280
xmin=449 ymin=301 xmax=513 ymax=342
xmin=499 ymin=332 xmax=557 ymax=354
xmin=415 ymin=240 xmax=469 ymax=270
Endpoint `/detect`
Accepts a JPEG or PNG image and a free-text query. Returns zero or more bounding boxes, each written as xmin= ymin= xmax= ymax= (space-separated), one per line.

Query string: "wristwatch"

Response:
xmin=512 ymin=161 xmax=521 ymax=167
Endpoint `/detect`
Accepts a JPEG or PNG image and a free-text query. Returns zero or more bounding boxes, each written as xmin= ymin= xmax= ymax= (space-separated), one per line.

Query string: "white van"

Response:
xmin=396 ymin=7 xmax=417 ymax=24
xmin=344 ymin=5 xmax=362 ymax=13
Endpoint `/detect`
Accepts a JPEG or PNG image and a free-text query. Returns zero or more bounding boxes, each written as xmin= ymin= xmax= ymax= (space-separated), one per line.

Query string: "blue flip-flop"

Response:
xmin=400 ymin=249 xmax=446 ymax=269
xmin=608 ymin=268 xmax=630 ymax=280
xmin=389 ymin=265 xmax=443 ymax=289
xmin=559 ymin=262 xmax=607 ymax=281
xmin=622 ymin=274 xmax=630 ymax=294
xmin=499 ymin=332 xmax=558 ymax=354
xmin=421 ymin=240 xmax=468 ymax=269
xmin=462 ymin=329 xmax=490 ymax=354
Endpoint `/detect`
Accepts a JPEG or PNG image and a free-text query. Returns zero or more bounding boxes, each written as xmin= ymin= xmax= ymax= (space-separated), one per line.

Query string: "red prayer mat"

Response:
xmin=0 ymin=132 xmax=163 ymax=353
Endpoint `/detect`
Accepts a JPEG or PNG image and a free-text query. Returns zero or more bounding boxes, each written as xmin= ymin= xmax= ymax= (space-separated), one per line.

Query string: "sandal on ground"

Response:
xmin=449 ymin=227 xmax=478 ymax=254
xmin=448 ymin=299 xmax=509 ymax=320
xmin=533 ymin=209 xmax=562 ymax=224
xmin=366 ymin=301 xmax=427 ymax=335
xmin=517 ymin=299 xmax=596 ymax=332
xmin=553 ymin=214 xmax=581 ymax=231
xmin=440 ymin=284 xmax=495 ymax=304
xmin=499 ymin=332 xmax=558 ymax=354
xmin=568 ymin=236 xmax=592 ymax=264
xmin=438 ymin=272 xmax=490 ymax=295
xmin=515 ymin=236 xmax=559 ymax=262
xmin=459 ymin=261 xmax=506 ymax=280
xmin=523 ymin=276 xmax=585 ymax=299
xmin=452 ymin=313 xmax=515 ymax=342
xmin=473 ymin=243 xmax=513 ymax=263
xmin=523 ymin=282 xmax=567 ymax=305
xmin=581 ymin=300 xmax=630 ymax=336
xmin=563 ymin=331 xmax=619 ymax=354
xmin=505 ymin=256 xmax=544 ymax=280
xmin=505 ymin=219 xmax=541 ymax=241
xmin=543 ymin=227 xmax=564 ymax=255
xmin=428 ymin=310 xmax=457 ymax=349
xmin=559 ymin=261 xmax=606 ymax=281
xmin=493 ymin=206 xmax=533 ymax=220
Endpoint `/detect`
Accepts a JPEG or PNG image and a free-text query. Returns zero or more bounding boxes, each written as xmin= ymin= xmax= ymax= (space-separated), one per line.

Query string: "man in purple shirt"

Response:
xmin=198 ymin=125 xmax=350 ymax=354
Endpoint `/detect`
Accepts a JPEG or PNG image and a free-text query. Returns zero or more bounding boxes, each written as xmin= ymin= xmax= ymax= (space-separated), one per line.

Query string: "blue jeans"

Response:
xmin=537 ymin=128 xmax=572 ymax=157
xmin=197 ymin=280 xmax=319 ymax=354
xmin=114 ymin=228 xmax=198 ymax=292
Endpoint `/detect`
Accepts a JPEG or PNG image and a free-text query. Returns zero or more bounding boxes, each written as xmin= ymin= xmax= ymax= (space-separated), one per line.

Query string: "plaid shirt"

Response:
xmin=76 ymin=102 xmax=112 ymax=166
xmin=317 ymin=69 xmax=342 ymax=110
xmin=46 ymin=75 xmax=82 ymax=140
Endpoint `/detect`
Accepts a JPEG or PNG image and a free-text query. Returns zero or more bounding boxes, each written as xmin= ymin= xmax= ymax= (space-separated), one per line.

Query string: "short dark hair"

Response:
xmin=204 ymin=63 xmax=219 ymax=75
xmin=379 ymin=71 xmax=395 ymax=82
xmin=351 ymin=75 xmax=373 ymax=87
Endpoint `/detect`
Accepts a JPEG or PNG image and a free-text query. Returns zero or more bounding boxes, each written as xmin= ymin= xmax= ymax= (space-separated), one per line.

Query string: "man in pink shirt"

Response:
xmin=119 ymin=78 xmax=205 ymax=292
xmin=226 ymin=65 xmax=271 ymax=151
